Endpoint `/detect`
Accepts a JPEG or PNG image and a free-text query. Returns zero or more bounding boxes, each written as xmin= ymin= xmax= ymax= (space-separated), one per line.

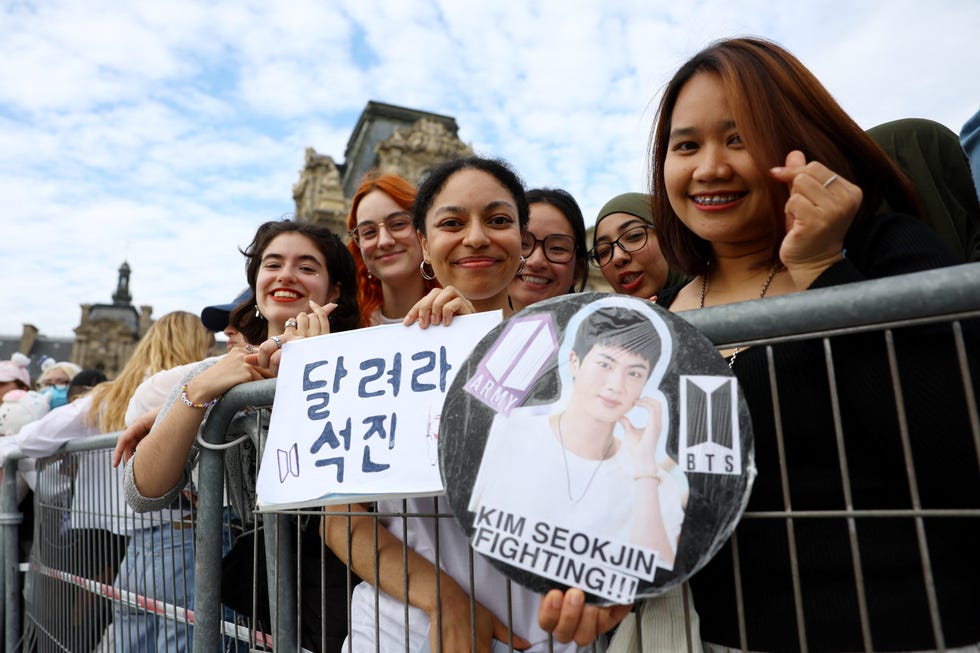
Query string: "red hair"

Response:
xmin=346 ymin=171 xmax=438 ymax=326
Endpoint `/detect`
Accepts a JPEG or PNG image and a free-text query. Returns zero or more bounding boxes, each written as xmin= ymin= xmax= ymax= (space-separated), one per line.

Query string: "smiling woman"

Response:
xmin=403 ymin=156 xmax=530 ymax=326
xmin=509 ymin=187 xmax=588 ymax=311
xmin=590 ymin=192 xmax=673 ymax=300
xmin=229 ymin=219 xmax=361 ymax=344
xmin=345 ymin=172 xmax=439 ymax=326
xmin=320 ymin=158 xmax=596 ymax=653
xmin=121 ymin=219 xmax=362 ymax=652
xmin=541 ymin=37 xmax=980 ymax=652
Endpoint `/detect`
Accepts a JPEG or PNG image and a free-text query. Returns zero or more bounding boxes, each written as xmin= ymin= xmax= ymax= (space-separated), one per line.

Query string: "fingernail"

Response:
xmin=569 ymin=590 xmax=584 ymax=606
xmin=548 ymin=592 xmax=563 ymax=609
xmin=770 ymin=166 xmax=783 ymax=174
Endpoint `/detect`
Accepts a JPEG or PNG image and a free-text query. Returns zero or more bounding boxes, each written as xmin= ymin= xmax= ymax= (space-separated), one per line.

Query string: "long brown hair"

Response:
xmin=86 ymin=311 xmax=214 ymax=432
xmin=648 ymin=37 xmax=920 ymax=277
xmin=345 ymin=171 xmax=438 ymax=327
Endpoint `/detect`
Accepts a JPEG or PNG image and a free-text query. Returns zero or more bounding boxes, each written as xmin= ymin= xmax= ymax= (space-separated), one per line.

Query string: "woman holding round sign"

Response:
xmin=544 ymin=37 xmax=980 ymax=652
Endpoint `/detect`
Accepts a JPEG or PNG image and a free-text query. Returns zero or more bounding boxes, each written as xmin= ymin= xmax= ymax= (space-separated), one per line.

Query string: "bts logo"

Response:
xmin=678 ymin=375 xmax=741 ymax=475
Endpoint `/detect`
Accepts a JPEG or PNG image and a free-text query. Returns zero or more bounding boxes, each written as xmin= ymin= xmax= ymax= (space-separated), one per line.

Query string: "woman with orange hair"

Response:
xmin=346 ymin=171 xmax=439 ymax=326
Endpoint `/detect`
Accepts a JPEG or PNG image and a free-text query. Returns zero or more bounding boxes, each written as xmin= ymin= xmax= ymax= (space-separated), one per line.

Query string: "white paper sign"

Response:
xmin=255 ymin=312 xmax=501 ymax=509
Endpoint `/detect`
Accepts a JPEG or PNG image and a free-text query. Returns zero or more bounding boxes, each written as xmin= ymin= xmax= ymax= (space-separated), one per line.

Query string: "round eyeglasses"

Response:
xmin=521 ymin=232 xmax=577 ymax=264
xmin=348 ymin=213 xmax=414 ymax=245
xmin=589 ymin=224 xmax=655 ymax=267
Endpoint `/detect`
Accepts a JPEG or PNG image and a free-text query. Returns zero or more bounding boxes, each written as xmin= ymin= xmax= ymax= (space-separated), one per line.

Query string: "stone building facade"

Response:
xmin=1 ymin=262 xmax=152 ymax=381
xmin=71 ymin=261 xmax=153 ymax=378
xmin=292 ymin=101 xmax=472 ymax=235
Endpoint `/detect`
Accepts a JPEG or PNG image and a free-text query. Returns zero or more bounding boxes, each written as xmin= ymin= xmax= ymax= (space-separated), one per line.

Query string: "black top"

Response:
xmin=658 ymin=213 xmax=980 ymax=651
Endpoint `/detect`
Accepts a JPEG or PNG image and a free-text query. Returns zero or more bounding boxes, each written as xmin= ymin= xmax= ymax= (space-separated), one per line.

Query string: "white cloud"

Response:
xmin=2 ymin=0 xmax=978 ymax=337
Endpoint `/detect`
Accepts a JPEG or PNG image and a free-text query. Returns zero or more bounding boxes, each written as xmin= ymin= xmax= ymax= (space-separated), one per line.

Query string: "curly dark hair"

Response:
xmin=229 ymin=219 xmax=360 ymax=344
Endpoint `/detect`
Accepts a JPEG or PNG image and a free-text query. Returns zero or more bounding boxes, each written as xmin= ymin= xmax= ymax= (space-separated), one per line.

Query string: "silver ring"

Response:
xmin=271 ymin=335 xmax=282 ymax=349
xmin=822 ymin=174 xmax=839 ymax=188
xmin=284 ymin=318 xmax=298 ymax=329
xmin=245 ymin=345 xmax=256 ymax=353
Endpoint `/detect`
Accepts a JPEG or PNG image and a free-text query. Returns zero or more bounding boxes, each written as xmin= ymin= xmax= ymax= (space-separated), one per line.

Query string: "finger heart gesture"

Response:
xmin=769 ymin=149 xmax=862 ymax=289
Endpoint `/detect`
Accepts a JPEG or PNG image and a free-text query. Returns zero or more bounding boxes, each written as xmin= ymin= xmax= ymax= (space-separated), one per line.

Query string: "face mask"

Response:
xmin=41 ymin=385 xmax=69 ymax=409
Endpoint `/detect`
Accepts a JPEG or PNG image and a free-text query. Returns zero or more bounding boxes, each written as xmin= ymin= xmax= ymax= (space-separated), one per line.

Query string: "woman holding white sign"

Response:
xmin=122 ymin=219 xmax=361 ymax=652
xmin=321 ymin=157 xmax=592 ymax=652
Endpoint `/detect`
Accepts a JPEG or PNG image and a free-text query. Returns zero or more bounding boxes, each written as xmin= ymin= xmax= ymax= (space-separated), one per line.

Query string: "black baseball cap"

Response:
xmin=200 ymin=288 xmax=252 ymax=332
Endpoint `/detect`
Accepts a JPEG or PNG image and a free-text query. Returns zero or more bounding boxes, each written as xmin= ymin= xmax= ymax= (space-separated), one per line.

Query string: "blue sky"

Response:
xmin=2 ymin=0 xmax=978 ymax=337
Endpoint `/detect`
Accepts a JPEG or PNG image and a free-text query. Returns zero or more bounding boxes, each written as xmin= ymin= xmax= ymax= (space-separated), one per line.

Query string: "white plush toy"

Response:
xmin=0 ymin=389 xmax=51 ymax=436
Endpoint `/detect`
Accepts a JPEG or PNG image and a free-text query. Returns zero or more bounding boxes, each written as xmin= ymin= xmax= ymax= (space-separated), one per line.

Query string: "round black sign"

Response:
xmin=440 ymin=293 xmax=755 ymax=604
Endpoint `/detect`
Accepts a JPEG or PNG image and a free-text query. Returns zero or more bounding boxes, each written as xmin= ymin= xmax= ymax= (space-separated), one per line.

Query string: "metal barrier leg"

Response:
xmin=264 ymin=512 xmax=298 ymax=650
xmin=2 ymin=459 xmax=24 ymax=652
xmin=193 ymin=436 xmax=226 ymax=651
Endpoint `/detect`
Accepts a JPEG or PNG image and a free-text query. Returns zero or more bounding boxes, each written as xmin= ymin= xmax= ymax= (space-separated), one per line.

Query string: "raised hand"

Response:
xmin=249 ymin=300 xmax=337 ymax=375
xmin=770 ymin=150 xmax=862 ymax=289
xmin=112 ymin=407 xmax=161 ymax=467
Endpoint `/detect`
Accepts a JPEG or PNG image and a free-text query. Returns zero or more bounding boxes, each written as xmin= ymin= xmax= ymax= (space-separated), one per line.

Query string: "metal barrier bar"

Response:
xmin=682 ymin=261 xmax=980 ymax=346
xmin=2 ymin=262 xmax=978 ymax=651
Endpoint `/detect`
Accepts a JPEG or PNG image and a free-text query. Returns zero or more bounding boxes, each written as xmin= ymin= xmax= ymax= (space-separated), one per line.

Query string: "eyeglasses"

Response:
xmin=348 ymin=213 xmax=414 ymax=245
xmin=589 ymin=224 xmax=655 ymax=267
xmin=39 ymin=381 xmax=69 ymax=390
xmin=521 ymin=232 xmax=577 ymax=264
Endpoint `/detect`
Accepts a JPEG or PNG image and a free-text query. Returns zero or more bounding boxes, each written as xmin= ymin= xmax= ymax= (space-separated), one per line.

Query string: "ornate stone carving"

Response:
xmin=292 ymin=147 xmax=348 ymax=234
xmin=376 ymin=118 xmax=473 ymax=184
xmin=72 ymin=314 xmax=139 ymax=379
xmin=69 ymin=262 xmax=151 ymax=379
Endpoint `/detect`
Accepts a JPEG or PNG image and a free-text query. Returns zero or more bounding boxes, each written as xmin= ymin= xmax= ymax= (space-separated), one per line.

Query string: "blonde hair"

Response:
xmin=86 ymin=311 xmax=214 ymax=432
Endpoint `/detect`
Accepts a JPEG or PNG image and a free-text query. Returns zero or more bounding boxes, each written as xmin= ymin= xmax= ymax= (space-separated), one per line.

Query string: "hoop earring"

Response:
xmin=517 ymin=255 xmax=526 ymax=276
xmin=420 ymin=260 xmax=436 ymax=281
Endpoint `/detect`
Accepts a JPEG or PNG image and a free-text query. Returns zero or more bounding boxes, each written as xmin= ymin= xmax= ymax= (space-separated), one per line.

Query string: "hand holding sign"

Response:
xmin=403 ymin=286 xmax=477 ymax=328
xmin=538 ymin=588 xmax=632 ymax=646
xmin=191 ymin=347 xmax=268 ymax=401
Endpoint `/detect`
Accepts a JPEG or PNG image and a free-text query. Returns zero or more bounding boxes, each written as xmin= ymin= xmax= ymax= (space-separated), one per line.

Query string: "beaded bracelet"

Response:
xmin=180 ymin=384 xmax=220 ymax=409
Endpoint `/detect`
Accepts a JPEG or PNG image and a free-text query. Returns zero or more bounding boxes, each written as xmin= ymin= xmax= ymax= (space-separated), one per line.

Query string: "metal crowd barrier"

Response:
xmin=3 ymin=261 xmax=979 ymax=652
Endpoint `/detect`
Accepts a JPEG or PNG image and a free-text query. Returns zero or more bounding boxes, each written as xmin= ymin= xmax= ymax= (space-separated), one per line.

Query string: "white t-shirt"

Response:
xmin=346 ymin=494 xmax=597 ymax=652
xmin=469 ymin=407 xmax=686 ymax=564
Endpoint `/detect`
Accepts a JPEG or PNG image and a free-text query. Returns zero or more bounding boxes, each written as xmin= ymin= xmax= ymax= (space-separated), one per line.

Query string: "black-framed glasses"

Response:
xmin=348 ymin=212 xmax=414 ymax=245
xmin=589 ymin=224 xmax=655 ymax=267
xmin=521 ymin=232 xmax=577 ymax=264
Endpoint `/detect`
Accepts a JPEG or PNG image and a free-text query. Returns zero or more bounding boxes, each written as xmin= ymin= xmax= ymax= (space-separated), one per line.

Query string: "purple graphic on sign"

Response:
xmin=463 ymin=314 xmax=558 ymax=416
